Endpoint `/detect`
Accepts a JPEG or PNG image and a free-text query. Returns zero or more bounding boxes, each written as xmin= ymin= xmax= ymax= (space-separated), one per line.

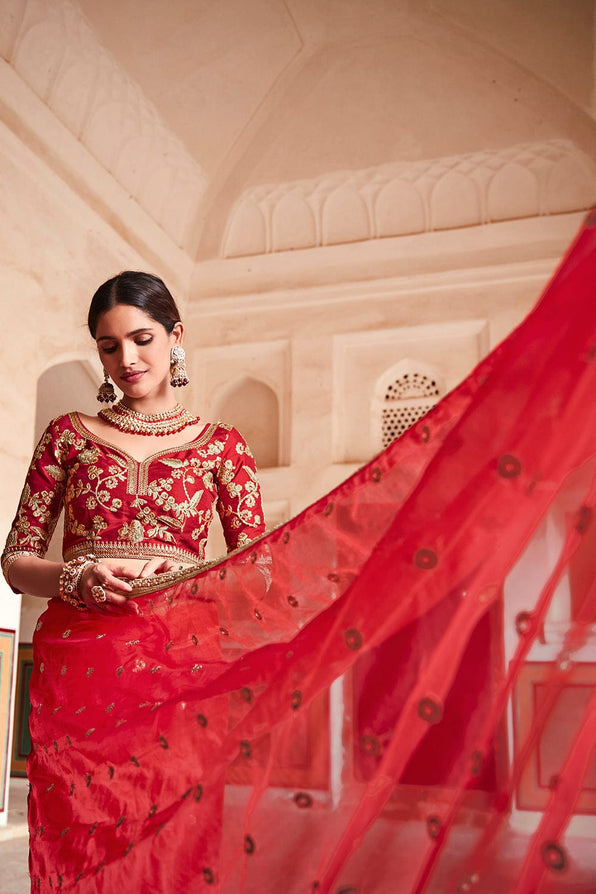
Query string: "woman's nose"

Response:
xmin=120 ymin=341 xmax=138 ymax=367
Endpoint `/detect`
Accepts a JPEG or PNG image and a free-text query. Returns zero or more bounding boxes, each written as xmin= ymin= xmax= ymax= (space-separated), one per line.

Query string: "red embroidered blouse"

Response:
xmin=1 ymin=413 xmax=265 ymax=585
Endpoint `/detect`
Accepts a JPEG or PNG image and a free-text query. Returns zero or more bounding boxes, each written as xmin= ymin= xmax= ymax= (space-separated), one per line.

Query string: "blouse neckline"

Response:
xmin=70 ymin=412 xmax=217 ymax=466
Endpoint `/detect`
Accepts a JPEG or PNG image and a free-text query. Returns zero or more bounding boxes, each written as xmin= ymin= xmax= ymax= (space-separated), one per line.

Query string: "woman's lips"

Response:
xmin=120 ymin=370 xmax=146 ymax=383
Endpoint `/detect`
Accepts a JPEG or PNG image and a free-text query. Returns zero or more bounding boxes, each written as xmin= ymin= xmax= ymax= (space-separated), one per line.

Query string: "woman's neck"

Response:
xmin=118 ymin=395 xmax=182 ymax=416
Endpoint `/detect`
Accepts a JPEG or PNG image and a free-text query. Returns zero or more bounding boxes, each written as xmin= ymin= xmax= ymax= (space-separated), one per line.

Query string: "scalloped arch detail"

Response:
xmin=224 ymin=139 xmax=596 ymax=257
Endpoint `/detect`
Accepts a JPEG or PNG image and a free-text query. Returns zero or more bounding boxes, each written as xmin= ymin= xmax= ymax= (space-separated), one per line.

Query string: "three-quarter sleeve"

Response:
xmin=1 ymin=418 xmax=67 ymax=590
xmin=215 ymin=427 xmax=265 ymax=551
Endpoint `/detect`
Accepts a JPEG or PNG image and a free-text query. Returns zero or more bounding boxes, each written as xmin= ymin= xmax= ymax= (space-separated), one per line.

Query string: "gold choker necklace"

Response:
xmin=98 ymin=401 xmax=200 ymax=436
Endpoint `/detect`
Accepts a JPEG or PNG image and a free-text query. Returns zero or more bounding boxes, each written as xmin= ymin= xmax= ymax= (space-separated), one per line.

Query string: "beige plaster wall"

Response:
xmin=0 ymin=0 xmax=594 ymax=830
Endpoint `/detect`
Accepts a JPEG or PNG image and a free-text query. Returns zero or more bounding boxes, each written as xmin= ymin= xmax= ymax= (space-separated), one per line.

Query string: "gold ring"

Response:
xmin=91 ymin=585 xmax=107 ymax=604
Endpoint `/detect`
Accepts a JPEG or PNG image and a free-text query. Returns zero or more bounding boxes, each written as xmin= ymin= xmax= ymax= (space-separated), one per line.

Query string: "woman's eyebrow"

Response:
xmin=96 ymin=327 xmax=154 ymax=342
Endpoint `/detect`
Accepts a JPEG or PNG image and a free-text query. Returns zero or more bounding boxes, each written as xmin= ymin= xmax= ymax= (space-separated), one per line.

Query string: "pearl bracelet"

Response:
xmin=58 ymin=554 xmax=99 ymax=609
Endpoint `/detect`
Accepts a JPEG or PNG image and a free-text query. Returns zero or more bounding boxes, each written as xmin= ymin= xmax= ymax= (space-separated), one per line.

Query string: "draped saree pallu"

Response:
xmin=26 ymin=216 xmax=596 ymax=892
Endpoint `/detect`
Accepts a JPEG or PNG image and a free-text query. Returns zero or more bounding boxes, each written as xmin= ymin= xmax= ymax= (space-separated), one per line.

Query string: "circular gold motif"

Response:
xmin=515 ymin=611 xmax=532 ymax=636
xmin=240 ymin=741 xmax=252 ymax=758
xmin=293 ymin=792 xmax=313 ymax=809
xmin=576 ymin=506 xmax=591 ymax=534
xmin=344 ymin=628 xmax=363 ymax=651
xmin=470 ymin=750 xmax=483 ymax=776
xmin=287 ymin=595 xmax=299 ymax=607
xmin=414 ymin=549 xmax=438 ymax=570
xmin=360 ymin=735 xmax=380 ymax=756
xmin=498 ymin=454 xmax=522 ymax=478
xmin=427 ymin=815 xmax=441 ymax=839
xmin=542 ymin=841 xmax=567 ymax=872
xmin=196 ymin=714 xmax=208 ymax=727
xmin=240 ymin=687 xmax=253 ymax=703
xmin=203 ymin=868 xmax=215 ymax=885
xmin=244 ymin=835 xmax=256 ymax=855
xmin=371 ymin=467 xmax=382 ymax=483
xmin=291 ymin=690 xmax=302 ymax=710
xmin=418 ymin=697 xmax=443 ymax=724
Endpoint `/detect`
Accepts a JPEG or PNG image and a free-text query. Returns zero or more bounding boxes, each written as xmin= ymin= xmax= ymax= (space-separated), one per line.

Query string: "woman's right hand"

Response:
xmin=77 ymin=560 xmax=136 ymax=611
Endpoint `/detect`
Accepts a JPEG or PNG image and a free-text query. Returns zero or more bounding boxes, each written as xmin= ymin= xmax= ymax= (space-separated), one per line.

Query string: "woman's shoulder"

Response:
xmin=209 ymin=421 xmax=246 ymax=443
xmin=42 ymin=411 xmax=81 ymax=432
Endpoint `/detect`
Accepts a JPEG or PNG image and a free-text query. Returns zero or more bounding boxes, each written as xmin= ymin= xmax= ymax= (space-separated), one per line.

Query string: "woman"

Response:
xmin=2 ymin=271 xmax=265 ymax=608
xmin=2 ymin=272 xmax=267 ymax=891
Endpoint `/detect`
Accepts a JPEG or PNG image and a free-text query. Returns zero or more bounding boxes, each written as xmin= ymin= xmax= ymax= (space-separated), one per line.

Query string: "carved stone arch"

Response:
xmin=33 ymin=357 xmax=98 ymax=566
xmin=372 ymin=359 xmax=445 ymax=450
xmin=213 ymin=375 xmax=280 ymax=469
xmin=83 ymin=96 xmax=142 ymax=171
xmin=375 ymin=178 xmax=426 ymax=237
xmin=487 ymin=163 xmax=539 ymax=221
xmin=223 ymin=199 xmax=268 ymax=257
xmin=272 ymin=190 xmax=317 ymax=251
xmin=322 ymin=186 xmax=370 ymax=246
xmin=431 ymin=170 xmax=481 ymax=230
xmin=47 ymin=33 xmax=102 ymax=135
xmin=35 ymin=357 xmax=99 ymax=438
xmin=12 ymin=4 xmax=69 ymax=100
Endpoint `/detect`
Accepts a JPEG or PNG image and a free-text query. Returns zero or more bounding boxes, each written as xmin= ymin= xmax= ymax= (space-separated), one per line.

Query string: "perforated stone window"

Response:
xmin=381 ymin=370 xmax=442 ymax=447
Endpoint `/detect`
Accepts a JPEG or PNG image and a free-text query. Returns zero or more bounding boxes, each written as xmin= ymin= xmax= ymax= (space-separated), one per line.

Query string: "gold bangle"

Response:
xmin=59 ymin=554 xmax=98 ymax=609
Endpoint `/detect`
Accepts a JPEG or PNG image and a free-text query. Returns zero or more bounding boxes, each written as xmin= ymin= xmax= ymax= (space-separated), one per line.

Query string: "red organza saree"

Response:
xmin=28 ymin=216 xmax=596 ymax=892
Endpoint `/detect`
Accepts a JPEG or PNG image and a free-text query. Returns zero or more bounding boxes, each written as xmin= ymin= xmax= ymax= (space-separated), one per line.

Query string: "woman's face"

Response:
xmin=95 ymin=303 xmax=183 ymax=403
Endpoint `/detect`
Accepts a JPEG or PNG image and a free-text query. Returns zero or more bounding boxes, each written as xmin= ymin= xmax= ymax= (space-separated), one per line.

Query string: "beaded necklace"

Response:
xmin=98 ymin=401 xmax=199 ymax=436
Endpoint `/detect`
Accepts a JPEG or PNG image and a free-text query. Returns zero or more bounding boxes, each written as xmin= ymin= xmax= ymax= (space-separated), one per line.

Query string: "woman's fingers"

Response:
xmin=105 ymin=563 xmax=139 ymax=582
xmin=138 ymin=557 xmax=173 ymax=577
xmin=79 ymin=562 xmax=133 ymax=609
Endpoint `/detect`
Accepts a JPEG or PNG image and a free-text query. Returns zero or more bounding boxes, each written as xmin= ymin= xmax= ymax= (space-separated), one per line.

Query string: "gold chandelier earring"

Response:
xmin=97 ymin=369 xmax=117 ymax=403
xmin=170 ymin=345 xmax=189 ymax=387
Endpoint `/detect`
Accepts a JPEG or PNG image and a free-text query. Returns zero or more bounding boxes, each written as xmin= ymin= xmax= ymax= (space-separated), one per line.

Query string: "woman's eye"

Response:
xmin=136 ymin=338 xmax=153 ymax=346
xmin=100 ymin=345 xmax=117 ymax=354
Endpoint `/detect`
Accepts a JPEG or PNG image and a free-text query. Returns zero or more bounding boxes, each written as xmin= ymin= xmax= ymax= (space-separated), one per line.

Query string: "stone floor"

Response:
xmin=0 ymin=778 xmax=29 ymax=894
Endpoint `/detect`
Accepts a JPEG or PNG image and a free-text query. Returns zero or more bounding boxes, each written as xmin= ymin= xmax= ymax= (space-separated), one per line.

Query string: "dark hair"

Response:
xmin=88 ymin=271 xmax=182 ymax=338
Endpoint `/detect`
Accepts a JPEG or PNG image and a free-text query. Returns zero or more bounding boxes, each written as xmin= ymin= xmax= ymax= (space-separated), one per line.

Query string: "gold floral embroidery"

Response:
xmin=1 ymin=414 xmax=265 ymax=578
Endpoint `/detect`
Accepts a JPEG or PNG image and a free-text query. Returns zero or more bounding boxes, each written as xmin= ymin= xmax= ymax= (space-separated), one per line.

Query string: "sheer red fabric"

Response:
xmin=27 ymin=216 xmax=596 ymax=892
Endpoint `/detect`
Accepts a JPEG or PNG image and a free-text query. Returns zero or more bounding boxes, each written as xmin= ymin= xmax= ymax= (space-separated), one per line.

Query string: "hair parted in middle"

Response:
xmin=87 ymin=272 xmax=182 ymax=339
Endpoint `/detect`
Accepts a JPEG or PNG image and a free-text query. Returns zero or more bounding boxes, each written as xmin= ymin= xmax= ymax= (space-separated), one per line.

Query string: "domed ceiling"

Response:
xmin=73 ymin=0 xmax=596 ymax=257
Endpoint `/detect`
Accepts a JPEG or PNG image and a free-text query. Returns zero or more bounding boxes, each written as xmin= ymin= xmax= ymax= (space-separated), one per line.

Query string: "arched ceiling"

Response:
xmin=74 ymin=1 xmax=596 ymax=173
xmin=65 ymin=0 xmax=596 ymax=256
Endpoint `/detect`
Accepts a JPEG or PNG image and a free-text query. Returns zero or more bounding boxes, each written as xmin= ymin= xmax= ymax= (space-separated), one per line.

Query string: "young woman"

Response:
xmin=2 ymin=272 xmax=266 ymax=891
xmin=3 ymin=271 xmax=265 ymax=606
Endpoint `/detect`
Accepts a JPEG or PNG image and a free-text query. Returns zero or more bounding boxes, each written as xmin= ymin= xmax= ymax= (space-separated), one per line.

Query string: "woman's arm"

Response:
xmin=6 ymin=554 xmax=135 ymax=607
xmin=216 ymin=426 xmax=266 ymax=551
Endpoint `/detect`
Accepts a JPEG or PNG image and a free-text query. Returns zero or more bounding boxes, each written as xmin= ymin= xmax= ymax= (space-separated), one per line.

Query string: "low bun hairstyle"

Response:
xmin=88 ymin=272 xmax=182 ymax=338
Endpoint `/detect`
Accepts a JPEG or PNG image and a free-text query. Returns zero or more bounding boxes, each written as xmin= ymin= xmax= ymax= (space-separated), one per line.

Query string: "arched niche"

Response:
xmin=214 ymin=376 xmax=280 ymax=470
xmin=17 ymin=358 xmax=99 ymax=643
xmin=35 ymin=358 xmax=99 ymax=441
xmin=372 ymin=359 xmax=445 ymax=450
